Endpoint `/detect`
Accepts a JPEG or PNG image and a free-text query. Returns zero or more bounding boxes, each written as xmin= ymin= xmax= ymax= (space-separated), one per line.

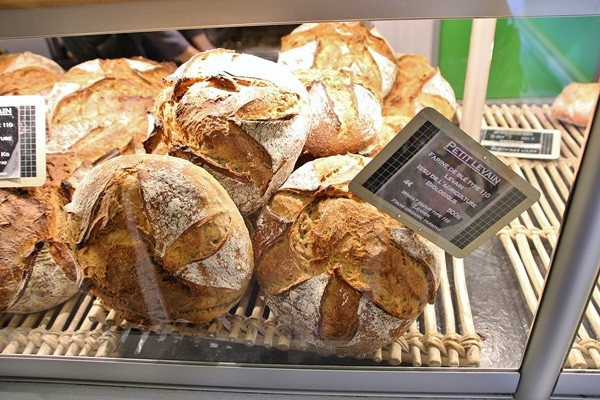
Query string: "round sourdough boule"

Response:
xmin=46 ymin=57 xmax=176 ymax=163
xmin=145 ymin=48 xmax=310 ymax=216
xmin=253 ymin=154 xmax=442 ymax=356
xmin=292 ymin=68 xmax=383 ymax=158
xmin=64 ymin=154 xmax=254 ymax=326
xmin=278 ymin=22 xmax=398 ymax=99
xmin=0 ymin=51 xmax=64 ymax=96
xmin=0 ymin=153 xmax=85 ymax=314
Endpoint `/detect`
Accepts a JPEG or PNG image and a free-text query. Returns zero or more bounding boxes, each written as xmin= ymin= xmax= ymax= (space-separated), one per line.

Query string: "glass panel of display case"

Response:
xmin=0 ymin=2 xmax=599 ymax=396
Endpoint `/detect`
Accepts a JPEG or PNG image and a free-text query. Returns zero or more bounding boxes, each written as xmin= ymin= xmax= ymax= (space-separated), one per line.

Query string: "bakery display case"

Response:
xmin=1 ymin=1 xmax=600 ymax=399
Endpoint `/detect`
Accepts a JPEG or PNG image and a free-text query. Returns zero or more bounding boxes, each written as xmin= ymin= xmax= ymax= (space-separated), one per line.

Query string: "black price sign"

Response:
xmin=0 ymin=95 xmax=46 ymax=188
xmin=350 ymin=108 xmax=540 ymax=258
xmin=0 ymin=106 xmax=20 ymax=178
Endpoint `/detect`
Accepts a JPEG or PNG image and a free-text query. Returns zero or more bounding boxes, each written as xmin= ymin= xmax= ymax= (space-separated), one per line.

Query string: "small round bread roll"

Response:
xmin=292 ymin=68 xmax=383 ymax=158
xmin=278 ymin=22 xmax=398 ymax=99
xmin=0 ymin=153 xmax=84 ymax=314
xmin=64 ymin=154 xmax=254 ymax=326
xmin=46 ymin=57 xmax=176 ymax=163
xmin=0 ymin=51 xmax=64 ymax=96
xmin=146 ymin=48 xmax=310 ymax=216
xmin=253 ymin=154 xmax=442 ymax=356
xmin=551 ymin=82 xmax=600 ymax=127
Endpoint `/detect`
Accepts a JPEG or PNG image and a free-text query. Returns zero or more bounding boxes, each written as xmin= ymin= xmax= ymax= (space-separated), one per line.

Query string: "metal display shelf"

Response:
xmin=1 ymin=0 xmax=599 ymax=39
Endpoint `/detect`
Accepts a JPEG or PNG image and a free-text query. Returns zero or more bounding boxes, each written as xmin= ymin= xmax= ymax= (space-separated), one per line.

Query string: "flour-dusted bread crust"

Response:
xmin=551 ymin=82 xmax=600 ymax=127
xmin=0 ymin=153 xmax=84 ymax=314
xmin=363 ymin=54 xmax=457 ymax=156
xmin=253 ymin=154 xmax=442 ymax=356
xmin=291 ymin=68 xmax=383 ymax=158
xmin=0 ymin=51 xmax=64 ymax=96
xmin=46 ymin=57 xmax=176 ymax=163
xmin=64 ymin=154 xmax=254 ymax=326
xmin=278 ymin=22 xmax=398 ymax=99
xmin=146 ymin=49 xmax=310 ymax=216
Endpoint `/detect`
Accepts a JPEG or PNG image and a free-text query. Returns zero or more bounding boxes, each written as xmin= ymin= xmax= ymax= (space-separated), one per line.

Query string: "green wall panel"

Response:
xmin=438 ymin=17 xmax=600 ymax=100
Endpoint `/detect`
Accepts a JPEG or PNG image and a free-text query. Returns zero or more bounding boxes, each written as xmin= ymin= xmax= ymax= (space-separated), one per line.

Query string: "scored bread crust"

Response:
xmin=292 ymin=68 xmax=383 ymax=158
xmin=0 ymin=153 xmax=84 ymax=314
xmin=64 ymin=154 xmax=254 ymax=326
xmin=253 ymin=154 xmax=441 ymax=355
xmin=363 ymin=54 xmax=457 ymax=156
xmin=0 ymin=51 xmax=64 ymax=96
xmin=278 ymin=22 xmax=398 ymax=99
xmin=146 ymin=49 xmax=310 ymax=216
xmin=46 ymin=57 xmax=176 ymax=163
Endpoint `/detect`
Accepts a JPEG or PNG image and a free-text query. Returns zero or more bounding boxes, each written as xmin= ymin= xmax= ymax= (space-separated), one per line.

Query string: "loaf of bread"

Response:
xmin=0 ymin=51 xmax=64 ymax=96
xmin=46 ymin=57 xmax=176 ymax=163
xmin=278 ymin=22 xmax=398 ymax=99
xmin=253 ymin=154 xmax=442 ymax=356
xmin=64 ymin=154 xmax=254 ymax=326
xmin=0 ymin=153 xmax=85 ymax=314
xmin=291 ymin=68 xmax=382 ymax=158
xmin=363 ymin=54 xmax=457 ymax=156
xmin=551 ymin=82 xmax=600 ymax=127
xmin=146 ymin=48 xmax=310 ymax=216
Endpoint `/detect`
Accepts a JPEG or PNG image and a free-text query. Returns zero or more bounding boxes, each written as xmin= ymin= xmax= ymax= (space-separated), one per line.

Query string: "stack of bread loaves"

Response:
xmin=2 ymin=23 xmax=453 ymax=358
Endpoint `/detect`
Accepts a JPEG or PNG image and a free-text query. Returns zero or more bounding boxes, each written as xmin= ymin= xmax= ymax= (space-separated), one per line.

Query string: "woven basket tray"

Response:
xmin=457 ymin=103 xmax=599 ymax=369
xmin=1 ymin=103 xmax=594 ymax=369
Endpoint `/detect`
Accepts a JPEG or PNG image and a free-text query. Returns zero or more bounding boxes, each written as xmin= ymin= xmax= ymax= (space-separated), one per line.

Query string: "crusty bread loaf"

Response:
xmin=0 ymin=51 xmax=64 ymax=96
xmin=253 ymin=154 xmax=442 ymax=356
xmin=46 ymin=57 xmax=176 ymax=163
xmin=146 ymin=48 xmax=310 ymax=216
xmin=363 ymin=54 xmax=457 ymax=156
xmin=0 ymin=153 xmax=85 ymax=314
xmin=551 ymin=82 xmax=600 ymax=127
xmin=278 ymin=22 xmax=398 ymax=99
xmin=292 ymin=68 xmax=383 ymax=158
xmin=64 ymin=154 xmax=254 ymax=326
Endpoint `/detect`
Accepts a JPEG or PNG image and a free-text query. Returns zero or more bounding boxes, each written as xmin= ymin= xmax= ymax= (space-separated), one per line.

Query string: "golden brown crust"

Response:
xmin=46 ymin=57 xmax=176 ymax=163
xmin=279 ymin=22 xmax=398 ymax=98
xmin=363 ymin=54 xmax=456 ymax=156
xmin=253 ymin=154 xmax=441 ymax=355
xmin=292 ymin=68 xmax=382 ymax=158
xmin=551 ymin=82 xmax=600 ymax=127
xmin=147 ymin=49 xmax=310 ymax=216
xmin=0 ymin=153 xmax=84 ymax=314
xmin=0 ymin=51 xmax=64 ymax=96
xmin=65 ymin=154 xmax=254 ymax=325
